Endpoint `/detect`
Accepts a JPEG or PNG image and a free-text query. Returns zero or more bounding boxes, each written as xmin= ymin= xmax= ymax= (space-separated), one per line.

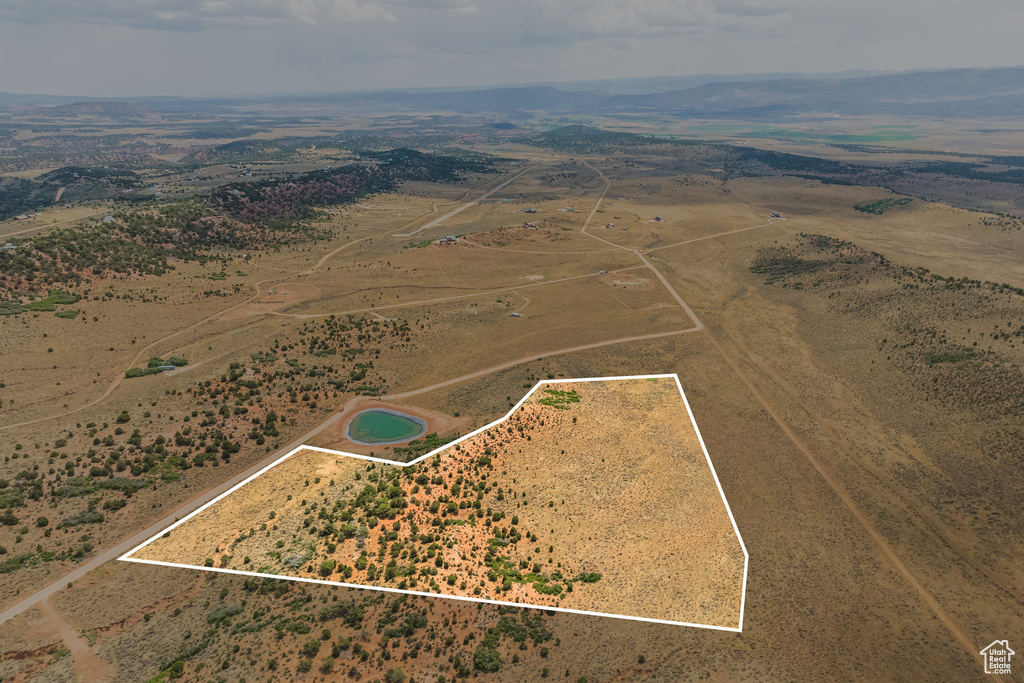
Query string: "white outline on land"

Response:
xmin=120 ymin=374 xmax=749 ymax=633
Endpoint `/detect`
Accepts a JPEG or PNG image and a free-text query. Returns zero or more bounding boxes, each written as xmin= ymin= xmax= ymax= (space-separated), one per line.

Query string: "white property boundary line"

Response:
xmin=120 ymin=374 xmax=750 ymax=633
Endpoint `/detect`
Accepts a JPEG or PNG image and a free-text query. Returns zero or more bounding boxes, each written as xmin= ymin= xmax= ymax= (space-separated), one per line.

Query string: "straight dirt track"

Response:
xmin=573 ymin=160 xmax=986 ymax=671
xmin=0 ymin=159 xmax=992 ymax=676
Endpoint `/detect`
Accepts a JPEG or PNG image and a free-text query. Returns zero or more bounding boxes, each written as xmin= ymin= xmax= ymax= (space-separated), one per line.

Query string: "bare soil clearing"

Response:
xmin=219 ymin=283 xmax=321 ymax=320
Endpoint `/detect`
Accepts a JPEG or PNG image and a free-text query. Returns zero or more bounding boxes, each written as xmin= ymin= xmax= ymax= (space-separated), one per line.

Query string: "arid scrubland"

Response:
xmin=1 ymin=118 xmax=1021 ymax=682
xmin=132 ymin=378 xmax=745 ymax=629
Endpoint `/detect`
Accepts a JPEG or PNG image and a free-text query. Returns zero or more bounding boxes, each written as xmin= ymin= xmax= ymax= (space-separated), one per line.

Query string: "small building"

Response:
xmin=605 ymin=222 xmax=614 ymax=229
xmin=599 ymin=270 xmax=607 ymax=274
xmin=523 ymin=208 xmax=538 ymax=213
xmin=523 ymin=222 xmax=537 ymax=229
xmin=770 ymin=211 xmax=783 ymax=218
xmin=102 ymin=216 xmax=115 ymax=223
xmin=13 ymin=215 xmax=28 ymax=221
xmin=509 ymin=313 xmax=521 ymax=318
xmin=2 ymin=242 xmax=16 ymax=251
xmin=157 ymin=365 xmax=177 ymax=371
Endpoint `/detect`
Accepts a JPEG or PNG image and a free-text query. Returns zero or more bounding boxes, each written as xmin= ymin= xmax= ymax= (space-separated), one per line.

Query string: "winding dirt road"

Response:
xmin=1 ymin=167 xmax=533 ymax=432
xmin=2 ymin=159 xmax=987 ymax=674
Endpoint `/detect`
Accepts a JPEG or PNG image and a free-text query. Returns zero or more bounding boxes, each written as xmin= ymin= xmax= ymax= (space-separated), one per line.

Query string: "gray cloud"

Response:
xmin=0 ymin=0 xmax=1020 ymax=97
xmin=0 ymin=0 xmax=395 ymax=31
xmin=0 ymin=0 xmax=804 ymax=33
xmin=521 ymin=0 xmax=795 ymax=38
xmin=398 ymin=0 xmax=479 ymax=11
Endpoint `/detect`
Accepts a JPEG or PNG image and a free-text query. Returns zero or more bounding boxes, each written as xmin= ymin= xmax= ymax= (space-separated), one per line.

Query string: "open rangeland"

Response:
xmin=1 ymin=119 xmax=1021 ymax=682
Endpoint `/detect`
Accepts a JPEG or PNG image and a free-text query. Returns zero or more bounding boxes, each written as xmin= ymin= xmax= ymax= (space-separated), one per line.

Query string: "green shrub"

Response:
xmin=1 ymin=510 xmax=20 ymax=526
xmin=207 ymin=605 xmax=242 ymax=624
xmin=0 ymin=490 xmax=25 ymax=508
xmin=47 ymin=290 xmax=81 ymax=305
xmin=0 ymin=553 xmax=35 ymax=573
xmin=854 ymin=197 xmax=912 ymax=214
xmin=0 ymin=301 xmax=26 ymax=316
xmin=27 ymin=299 xmax=55 ymax=312
xmin=473 ymin=646 xmax=501 ymax=673
xmin=57 ymin=510 xmax=104 ymax=528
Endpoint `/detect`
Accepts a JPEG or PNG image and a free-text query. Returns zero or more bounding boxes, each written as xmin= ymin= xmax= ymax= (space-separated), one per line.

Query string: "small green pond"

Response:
xmin=346 ymin=409 xmax=426 ymax=445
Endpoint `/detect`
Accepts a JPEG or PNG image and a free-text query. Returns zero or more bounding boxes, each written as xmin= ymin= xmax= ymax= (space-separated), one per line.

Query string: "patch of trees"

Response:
xmin=0 ymin=176 xmax=55 ymax=220
xmin=391 ymin=432 xmax=459 ymax=461
xmin=1 ymin=149 xmax=497 ymax=295
xmin=730 ymin=146 xmax=852 ymax=175
xmin=41 ymin=165 xmax=140 ymax=188
xmin=909 ymin=160 xmax=1024 ymax=185
xmin=178 ymin=139 xmax=296 ymax=165
xmin=212 ymin=148 xmax=496 ymax=225
xmin=854 ymin=197 xmax=913 ymax=214
xmin=526 ymin=125 xmax=694 ymax=155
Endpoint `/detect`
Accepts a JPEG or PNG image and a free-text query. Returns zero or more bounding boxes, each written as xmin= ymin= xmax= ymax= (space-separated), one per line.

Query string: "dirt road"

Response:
xmin=41 ymin=599 xmax=113 ymax=682
xmin=393 ymin=164 xmax=535 ymax=238
xmin=574 ymin=159 xmax=983 ymax=669
xmin=0 ymin=411 xmax=344 ymax=625
xmin=381 ymin=326 xmax=701 ymax=401
xmin=268 ymin=266 xmax=648 ymax=320
xmin=1 ymin=170 xmax=531 ymax=432
xmin=0 ymin=211 xmax=106 ymax=239
xmin=1 ymin=159 xmax=985 ymax=673
xmin=702 ymin=330 xmax=985 ymax=668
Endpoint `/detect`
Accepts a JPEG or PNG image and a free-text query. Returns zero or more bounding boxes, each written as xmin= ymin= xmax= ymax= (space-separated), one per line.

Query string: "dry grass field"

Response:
xmin=1 ymin=117 xmax=1022 ymax=682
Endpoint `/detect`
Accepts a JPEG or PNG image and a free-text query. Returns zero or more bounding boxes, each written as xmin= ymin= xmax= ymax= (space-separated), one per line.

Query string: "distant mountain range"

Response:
xmin=25 ymin=101 xmax=155 ymax=118
xmin=613 ymin=67 xmax=1024 ymax=118
xmin=4 ymin=66 xmax=1024 ymax=119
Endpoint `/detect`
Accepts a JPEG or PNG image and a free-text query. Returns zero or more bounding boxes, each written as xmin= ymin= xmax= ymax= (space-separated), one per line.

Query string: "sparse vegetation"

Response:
xmin=854 ymin=197 xmax=913 ymax=214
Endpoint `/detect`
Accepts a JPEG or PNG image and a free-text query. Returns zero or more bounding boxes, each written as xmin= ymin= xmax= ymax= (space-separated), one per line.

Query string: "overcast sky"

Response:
xmin=1 ymin=0 xmax=1022 ymax=97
